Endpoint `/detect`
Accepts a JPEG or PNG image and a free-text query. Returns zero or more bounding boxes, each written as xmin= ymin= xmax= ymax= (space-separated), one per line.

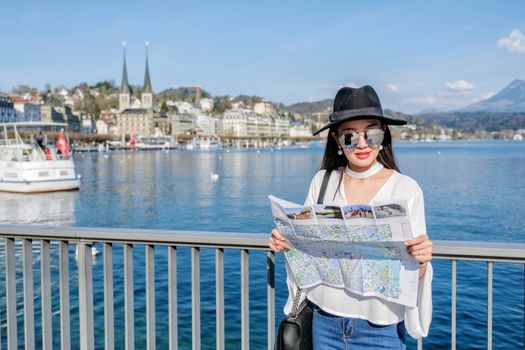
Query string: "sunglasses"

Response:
xmin=338 ymin=128 xmax=385 ymax=151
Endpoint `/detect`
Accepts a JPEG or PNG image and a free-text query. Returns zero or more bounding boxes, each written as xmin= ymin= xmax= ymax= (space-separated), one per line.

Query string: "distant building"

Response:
xmin=254 ymin=101 xmax=276 ymax=116
xmin=119 ymin=109 xmax=153 ymax=136
xmin=96 ymin=118 xmax=120 ymax=136
xmin=40 ymin=105 xmax=81 ymax=131
xmin=221 ymin=108 xmax=258 ymax=137
xmin=81 ymin=114 xmax=96 ymax=134
xmin=96 ymin=119 xmax=110 ymax=135
xmin=220 ymin=107 xmax=291 ymax=138
xmin=0 ymin=94 xmax=16 ymax=123
xmin=173 ymin=101 xmax=196 ymax=114
xmin=256 ymin=114 xmax=272 ymax=137
xmin=153 ymin=114 xmax=171 ymax=136
xmin=55 ymin=106 xmax=81 ymax=132
xmin=117 ymin=43 xmax=156 ymax=137
xmin=40 ymin=105 xmax=65 ymax=123
xmin=100 ymin=109 xmax=120 ymax=121
xmin=199 ymin=98 xmax=214 ymax=112
xmin=195 ymin=114 xmax=217 ymax=136
xmin=289 ymin=123 xmax=312 ymax=137
xmin=170 ymin=114 xmax=195 ymax=135
xmin=54 ymin=87 xmax=68 ymax=97
xmin=64 ymin=95 xmax=75 ymax=107
xmin=272 ymin=116 xmax=291 ymax=137
xmin=10 ymin=95 xmax=41 ymax=122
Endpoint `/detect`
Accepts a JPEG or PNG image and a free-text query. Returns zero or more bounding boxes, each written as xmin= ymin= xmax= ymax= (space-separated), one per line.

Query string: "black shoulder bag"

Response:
xmin=277 ymin=169 xmax=332 ymax=350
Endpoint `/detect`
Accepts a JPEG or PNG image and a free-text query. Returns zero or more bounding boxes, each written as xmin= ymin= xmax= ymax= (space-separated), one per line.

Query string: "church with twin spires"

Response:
xmin=117 ymin=44 xmax=155 ymax=137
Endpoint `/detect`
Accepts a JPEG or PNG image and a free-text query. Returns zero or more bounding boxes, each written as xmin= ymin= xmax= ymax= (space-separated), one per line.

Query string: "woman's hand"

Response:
xmin=269 ymin=228 xmax=290 ymax=252
xmin=405 ymin=234 xmax=433 ymax=278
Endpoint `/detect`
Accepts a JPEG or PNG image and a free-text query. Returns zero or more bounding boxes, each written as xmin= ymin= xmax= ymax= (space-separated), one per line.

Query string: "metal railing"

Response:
xmin=0 ymin=225 xmax=524 ymax=350
xmin=430 ymin=240 xmax=525 ymax=350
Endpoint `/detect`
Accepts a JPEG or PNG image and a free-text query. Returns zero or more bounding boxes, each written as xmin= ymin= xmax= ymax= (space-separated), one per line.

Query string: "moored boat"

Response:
xmin=186 ymin=135 xmax=221 ymax=150
xmin=0 ymin=122 xmax=81 ymax=193
xmin=135 ymin=135 xmax=178 ymax=150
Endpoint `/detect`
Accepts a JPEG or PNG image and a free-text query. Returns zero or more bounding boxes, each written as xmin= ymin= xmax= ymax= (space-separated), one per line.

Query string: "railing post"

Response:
xmin=191 ymin=247 xmax=201 ymax=350
xmin=487 ymin=261 xmax=493 ymax=350
xmin=78 ymin=242 xmax=94 ymax=350
xmin=267 ymin=251 xmax=275 ymax=350
xmin=124 ymin=243 xmax=135 ymax=350
xmin=59 ymin=241 xmax=71 ymax=350
xmin=103 ymin=243 xmax=114 ymax=350
xmin=41 ymin=240 xmax=52 ymax=350
xmin=452 ymin=259 xmax=456 ymax=350
xmin=168 ymin=246 xmax=178 ymax=350
xmin=5 ymin=237 xmax=17 ymax=350
xmin=216 ymin=248 xmax=224 ymax=350
xmin=23 ymin=239 xmax=35 ymax=350
xmin=241 ymin=249 xmax=249 ymax=350
xmin=146 ymin=245 xmax=156 ymax=350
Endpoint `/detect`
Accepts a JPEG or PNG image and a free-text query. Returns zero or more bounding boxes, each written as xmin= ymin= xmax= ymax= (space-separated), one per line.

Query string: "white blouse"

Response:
xmin=284 ymin=168 xmax=433 ymax=339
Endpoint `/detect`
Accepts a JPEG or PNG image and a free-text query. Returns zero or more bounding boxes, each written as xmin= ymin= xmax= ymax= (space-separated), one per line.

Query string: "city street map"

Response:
xmin=269 ymin=195 xmax=420 ymax=307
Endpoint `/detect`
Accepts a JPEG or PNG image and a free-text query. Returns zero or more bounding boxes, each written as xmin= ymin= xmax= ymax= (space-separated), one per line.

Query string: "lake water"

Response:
xmin=0 ymin=140 xmax=524 ymax=349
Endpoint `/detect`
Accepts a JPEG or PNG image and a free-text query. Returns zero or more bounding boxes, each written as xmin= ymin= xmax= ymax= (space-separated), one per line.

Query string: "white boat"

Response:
xmin=0 ymin=122 xmax=81 ymax=193
xmin=187 ymin=135 xmax=221 ymax=150
xmin=135 ymin=135 xmax=178 ymax=150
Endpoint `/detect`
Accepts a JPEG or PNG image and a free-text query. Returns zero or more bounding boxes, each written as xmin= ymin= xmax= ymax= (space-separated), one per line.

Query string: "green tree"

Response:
xmin=161 ymin=101 xmax=169 ymax=113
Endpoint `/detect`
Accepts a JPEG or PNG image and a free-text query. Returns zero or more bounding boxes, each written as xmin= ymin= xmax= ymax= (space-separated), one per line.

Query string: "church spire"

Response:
xmin=141 ymin=41 xmax=153 ymax=109
xmin=143 ymin=41 xmax=152 ymax=93
xmin=119 ymin=41 xmax=131 ymax=111
xmin=120 ymin=42 xmax=131 ymax=94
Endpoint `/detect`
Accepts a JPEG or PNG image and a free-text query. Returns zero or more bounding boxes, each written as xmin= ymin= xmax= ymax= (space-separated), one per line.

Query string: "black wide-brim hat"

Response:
xmin=313 ymin=85 xmax=407 ymax=135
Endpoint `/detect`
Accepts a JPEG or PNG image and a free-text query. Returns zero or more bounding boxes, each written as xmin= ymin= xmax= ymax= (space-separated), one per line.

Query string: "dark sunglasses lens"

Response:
xmin=342 ymin=133 xmax=358 ymax=148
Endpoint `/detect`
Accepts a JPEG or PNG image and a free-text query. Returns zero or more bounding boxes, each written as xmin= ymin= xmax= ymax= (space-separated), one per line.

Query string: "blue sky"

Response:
xmin=1 ymin=0 xmax=524 ymax=113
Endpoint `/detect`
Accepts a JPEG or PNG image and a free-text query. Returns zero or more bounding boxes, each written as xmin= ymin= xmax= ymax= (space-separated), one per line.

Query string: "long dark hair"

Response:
xmin=320 ymin=124 xmax=401 ymax=172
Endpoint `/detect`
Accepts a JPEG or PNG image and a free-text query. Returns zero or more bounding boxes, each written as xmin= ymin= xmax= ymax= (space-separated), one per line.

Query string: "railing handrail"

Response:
xmin=0 ymin=224 xmax=524 ymax=261
xmin=0 ymin=224 xmax=270 ymax=250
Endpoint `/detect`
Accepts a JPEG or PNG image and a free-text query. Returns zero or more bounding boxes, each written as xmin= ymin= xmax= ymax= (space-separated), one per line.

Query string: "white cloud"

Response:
xmin=444 ymin=80 xmax=475 ymax=91
xmin=498 ymin=29 xmax=525 ymax=54
xmin=387 ymin=84 xmax=400 ymax=92
xmin=437 ymin=90 xmax=474 ymax=97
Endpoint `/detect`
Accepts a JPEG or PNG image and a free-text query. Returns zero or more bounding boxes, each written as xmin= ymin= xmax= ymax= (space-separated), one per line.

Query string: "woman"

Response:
xmin=269 ymin=85 xmax=432 ymax=349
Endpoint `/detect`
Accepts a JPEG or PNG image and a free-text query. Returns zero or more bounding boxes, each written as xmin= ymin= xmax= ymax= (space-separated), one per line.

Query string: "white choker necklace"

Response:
xmin=345 ymin=162 xmax=384 ymax=179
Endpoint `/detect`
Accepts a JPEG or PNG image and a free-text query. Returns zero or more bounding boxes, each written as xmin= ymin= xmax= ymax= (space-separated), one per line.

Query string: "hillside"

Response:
xmin=418 ymin=111 xmax=525 ymax=132
xmin=285 ymin=99 xmax=333 ymax=117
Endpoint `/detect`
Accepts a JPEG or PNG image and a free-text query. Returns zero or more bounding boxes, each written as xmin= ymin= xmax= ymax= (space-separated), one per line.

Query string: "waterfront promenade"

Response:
xmin=0 ymin=225 xmax=524 ymax=349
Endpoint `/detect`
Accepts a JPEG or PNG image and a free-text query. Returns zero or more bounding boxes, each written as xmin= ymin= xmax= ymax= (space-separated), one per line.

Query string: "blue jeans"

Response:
xmin=312 ymin=306 xmax=406 ymax=350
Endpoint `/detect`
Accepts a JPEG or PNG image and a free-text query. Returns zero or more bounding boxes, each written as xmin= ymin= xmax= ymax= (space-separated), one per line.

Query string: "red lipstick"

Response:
xmin=355 ymin=152 xmax=370 ymax=160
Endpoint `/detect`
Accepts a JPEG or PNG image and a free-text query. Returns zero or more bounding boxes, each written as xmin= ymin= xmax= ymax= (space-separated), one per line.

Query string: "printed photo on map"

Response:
xmin=342 ymin=204 xmax=374 ymax=219
xmin=284 ymin=206 xmax=315 ymax=220
xmin=373 ymin=202 xmax=407 ymax=219
xmin=315 ymin=205 xmax=343 ymax=219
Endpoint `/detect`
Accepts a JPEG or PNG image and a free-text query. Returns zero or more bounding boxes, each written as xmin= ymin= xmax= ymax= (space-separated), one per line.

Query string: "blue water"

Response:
xmin=0 ymin=141 xmax=524 ymax=349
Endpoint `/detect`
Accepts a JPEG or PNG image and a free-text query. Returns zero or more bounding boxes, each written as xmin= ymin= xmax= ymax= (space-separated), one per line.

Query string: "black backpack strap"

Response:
xmin=317 ymin=169 xmax=332 ymax=205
